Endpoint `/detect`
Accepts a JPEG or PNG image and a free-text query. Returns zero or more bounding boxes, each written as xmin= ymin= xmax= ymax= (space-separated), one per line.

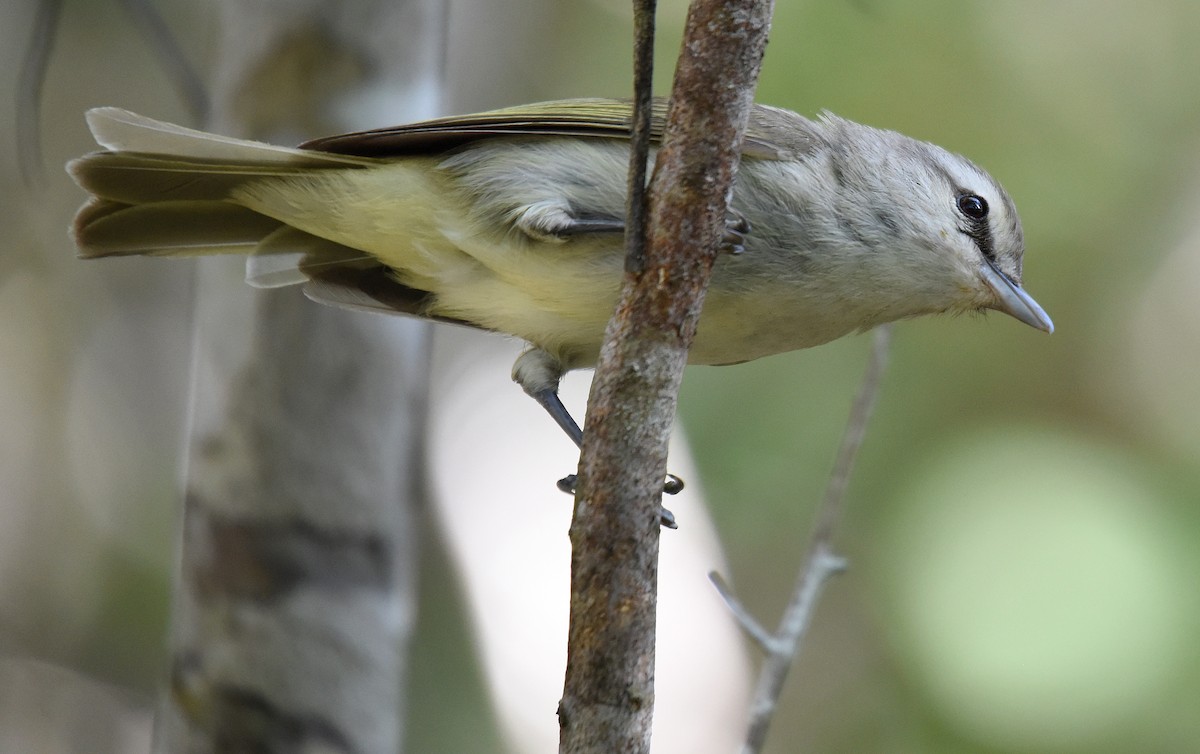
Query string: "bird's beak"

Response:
xmin=980 ymin=259 xmax=1054 ymax=333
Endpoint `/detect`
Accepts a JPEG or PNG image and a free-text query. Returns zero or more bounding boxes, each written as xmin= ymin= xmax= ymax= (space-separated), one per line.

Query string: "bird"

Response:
xmin=68 ymin=98 xmax=1053 ymax=494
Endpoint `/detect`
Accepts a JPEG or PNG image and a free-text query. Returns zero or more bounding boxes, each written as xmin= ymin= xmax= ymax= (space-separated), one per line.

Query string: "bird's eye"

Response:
xmin=957 ymin=194 xmax=989 ymax=220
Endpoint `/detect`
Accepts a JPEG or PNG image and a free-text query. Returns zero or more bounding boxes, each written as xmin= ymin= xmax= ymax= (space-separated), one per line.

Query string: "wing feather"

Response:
xmin=301 ymin=99 xmax=816 ymax=161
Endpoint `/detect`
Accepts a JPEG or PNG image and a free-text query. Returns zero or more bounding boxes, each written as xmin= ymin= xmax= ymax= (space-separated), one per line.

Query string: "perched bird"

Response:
xmin=68 ymin=99 xmax=1052 ymax=484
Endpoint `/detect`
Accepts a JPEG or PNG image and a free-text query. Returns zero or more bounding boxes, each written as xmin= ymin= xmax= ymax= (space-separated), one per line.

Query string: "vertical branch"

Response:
xmin=624 ymin=0 xmax=656 ymax=275
xmin=558 ymin=0 xmax=775 ymax=752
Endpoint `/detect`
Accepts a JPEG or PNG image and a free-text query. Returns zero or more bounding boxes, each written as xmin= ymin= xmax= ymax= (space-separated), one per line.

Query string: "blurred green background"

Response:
xmin=2 ymin=0 xmax=1199 ymax=752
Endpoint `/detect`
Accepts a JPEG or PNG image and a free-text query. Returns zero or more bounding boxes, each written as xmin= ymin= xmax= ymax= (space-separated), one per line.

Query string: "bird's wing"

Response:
xmin=300 ymin=99 xmax=816 ymax=161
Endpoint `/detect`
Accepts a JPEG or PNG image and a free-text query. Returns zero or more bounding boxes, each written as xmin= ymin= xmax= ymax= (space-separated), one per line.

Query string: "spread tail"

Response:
xmin=67 ymin=108 xmax=372 ymax=264
xmin=66 ymin=108 xmax=451 ymax=321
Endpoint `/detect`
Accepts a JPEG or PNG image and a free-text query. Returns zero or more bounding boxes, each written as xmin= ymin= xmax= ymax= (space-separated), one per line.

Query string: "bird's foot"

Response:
xmin=722 ymin=211 xmax=751 ymax=255
xmin=556 ymin=474 xmax=680 ymax=529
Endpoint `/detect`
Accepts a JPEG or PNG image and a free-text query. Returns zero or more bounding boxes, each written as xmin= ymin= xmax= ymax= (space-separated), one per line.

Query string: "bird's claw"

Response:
xmin=556 ymin=474 xmax=577 ymax=495
xmin=556 ymin=474 xmax=680 ymax=528
xmin=658 ymin=506 xmax=678 ymax=529
xmin=662 ymin=474 xmax=684 ymax=495
xmin=722 ymin=211 xmax=751 ymax=255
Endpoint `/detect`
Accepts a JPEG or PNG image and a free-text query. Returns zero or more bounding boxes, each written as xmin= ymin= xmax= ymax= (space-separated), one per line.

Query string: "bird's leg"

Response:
xmin=511 ymin=204 xmax=625 ymax=243
xmin=542 ymin=216 xmax=626 ymax=237
xmin=527 ymin=385 xmax=583 ymax=447
xmin=513 ymin=349 xmax=681 ymax=528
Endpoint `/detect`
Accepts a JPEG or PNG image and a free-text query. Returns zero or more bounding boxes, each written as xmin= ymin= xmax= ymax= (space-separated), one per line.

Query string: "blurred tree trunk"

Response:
xmin=153 ymin=2 xmax=444 ymax=752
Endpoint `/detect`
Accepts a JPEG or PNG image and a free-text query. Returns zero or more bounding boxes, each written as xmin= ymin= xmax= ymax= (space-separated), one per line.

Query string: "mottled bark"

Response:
xmin=558 ymin=1 xmax=775 ymax=752
xmin=153 ymin=2 xmax=444 ymax=752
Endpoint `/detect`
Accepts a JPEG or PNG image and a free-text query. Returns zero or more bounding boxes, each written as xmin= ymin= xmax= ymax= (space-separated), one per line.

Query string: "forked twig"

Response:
xmin=712 ymin=323 xmax=892 ymax=754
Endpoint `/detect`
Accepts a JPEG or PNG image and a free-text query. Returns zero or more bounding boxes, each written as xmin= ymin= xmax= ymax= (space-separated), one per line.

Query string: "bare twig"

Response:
xmin=716 ymin=323 xmax=892 ymax=754
xmin=624 ymin=0 xmax=656 ymax=276
xmin=708 ymin=573 xmax=774 ymax=652
xmin=811 ymin=325 xmax=893 ymax=543
xmin=557 ymin=0 xmax=775 ymax=751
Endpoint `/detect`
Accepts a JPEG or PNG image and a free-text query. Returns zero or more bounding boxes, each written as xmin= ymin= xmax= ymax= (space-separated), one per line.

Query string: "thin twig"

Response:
xmin=625 ymin=0 xmax=656 ymax=275
xmin=811 ymin=323 xmax=892 ymax=544
xmin=734 ymin=323 xmax=893 ymax=754
xmin=738 ymin=545 xmax=847 ymax=754
xmin=708 ymin=572 xmax=774 ymax=652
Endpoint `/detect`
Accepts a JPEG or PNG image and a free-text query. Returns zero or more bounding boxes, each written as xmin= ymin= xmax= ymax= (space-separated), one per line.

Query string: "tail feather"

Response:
xmin=68 ymin=108 xmax=378 ymax=268
xmin=84 ymin=108 xmax=372 ymax=167
xmin=67 ymin=152 xmax=310 ymax=205
xmin=246 ymin=227 xmax=373 ymax=288
xmin=73 ymin=199 xmax=281 ymax=258
xmin=67 ymin=109 xmax=404 ymax=305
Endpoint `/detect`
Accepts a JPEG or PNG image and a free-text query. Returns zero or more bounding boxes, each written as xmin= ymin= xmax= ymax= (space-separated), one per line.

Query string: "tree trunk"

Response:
xmin=153 ymin=2 xmax=444 ymax=752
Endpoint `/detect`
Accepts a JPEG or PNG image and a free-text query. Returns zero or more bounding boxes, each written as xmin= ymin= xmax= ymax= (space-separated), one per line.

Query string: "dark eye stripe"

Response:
xmin=956 ymin=191 xmax=995 ymax=262
xmin=924 ymin=159 xmax=1001 ymax=262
